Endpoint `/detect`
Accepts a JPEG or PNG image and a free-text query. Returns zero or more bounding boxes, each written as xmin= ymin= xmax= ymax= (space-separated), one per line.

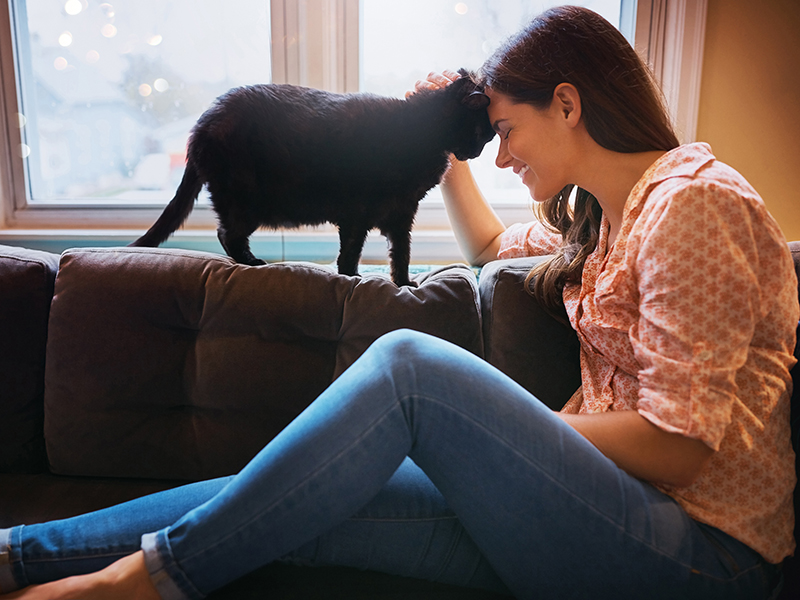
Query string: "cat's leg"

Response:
xmin=382 ymin=211 xmax=416 ymax=287
xmin=215 ymin=219 xmax=265 ymax=266
xmin=209 ymin=185 xmax=266 ymax=266
xmin=217 ymin=226 xmax=265 ymax=266
xmin=336 ymin=221 xmax=369 ymax=277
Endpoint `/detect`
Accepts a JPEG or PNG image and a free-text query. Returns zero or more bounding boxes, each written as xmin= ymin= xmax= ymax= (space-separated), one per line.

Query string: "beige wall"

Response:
xmin=696 ymin=0 xmax=800 ymax=241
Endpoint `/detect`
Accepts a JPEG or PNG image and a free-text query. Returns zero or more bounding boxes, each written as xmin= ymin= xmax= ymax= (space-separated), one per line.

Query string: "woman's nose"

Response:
xmin=495 ymin=137 xmax=512 ymax=169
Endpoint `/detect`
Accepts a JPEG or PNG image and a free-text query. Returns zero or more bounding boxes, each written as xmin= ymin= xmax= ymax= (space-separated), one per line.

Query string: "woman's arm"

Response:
xmin=440 ymin=159 xmax=506 ymax=266
xmin=555 ymin=410 xmax=714 ymax=488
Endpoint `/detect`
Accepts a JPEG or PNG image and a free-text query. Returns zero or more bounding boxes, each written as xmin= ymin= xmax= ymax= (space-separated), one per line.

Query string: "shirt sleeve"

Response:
xmin=497 ymin=220 xmax=562 ymax=259
xmin=631 ymin=180 xmax=763 ymax=450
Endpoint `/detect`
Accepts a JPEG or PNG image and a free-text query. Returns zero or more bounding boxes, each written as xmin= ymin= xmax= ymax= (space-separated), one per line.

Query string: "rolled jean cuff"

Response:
xmin=0 ymin=527 xmax=19 ymax=593
xmin=141 ymin=531 xmax=204 ymax=600
xmin=0 ymin=526 xmax=27 ymax=593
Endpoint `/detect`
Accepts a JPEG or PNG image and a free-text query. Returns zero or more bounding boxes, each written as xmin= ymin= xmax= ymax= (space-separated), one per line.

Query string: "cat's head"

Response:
xmin=446 ymin=69 xmax=496 ymax=161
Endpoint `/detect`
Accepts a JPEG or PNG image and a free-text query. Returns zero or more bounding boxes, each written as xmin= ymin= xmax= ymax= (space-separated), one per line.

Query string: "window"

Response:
xmin=0 ymin=0 xmax=706 ymax=262
xmin=15 ymin=0 xmax=271 ymax=203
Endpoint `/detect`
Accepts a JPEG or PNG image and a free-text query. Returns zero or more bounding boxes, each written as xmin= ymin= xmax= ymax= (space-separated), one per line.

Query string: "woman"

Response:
xmin=1 ymin=6 xmax=796 ymax=599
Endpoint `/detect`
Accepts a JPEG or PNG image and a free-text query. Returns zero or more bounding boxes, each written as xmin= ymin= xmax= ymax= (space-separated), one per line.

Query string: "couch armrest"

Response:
xmin=0 ymin=246 xmax=60 ymax=473
xmin=478 ymin=257 xmax=581 ymax=410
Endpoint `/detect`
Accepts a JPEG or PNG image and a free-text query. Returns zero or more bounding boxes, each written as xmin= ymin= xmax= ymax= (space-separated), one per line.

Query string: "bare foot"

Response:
xmin=0 ymin=551 xmax=161 ymax=600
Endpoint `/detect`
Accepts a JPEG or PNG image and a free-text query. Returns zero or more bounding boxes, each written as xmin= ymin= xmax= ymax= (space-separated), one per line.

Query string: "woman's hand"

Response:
xmin=405 ymin=69 xmax=462 ymax=98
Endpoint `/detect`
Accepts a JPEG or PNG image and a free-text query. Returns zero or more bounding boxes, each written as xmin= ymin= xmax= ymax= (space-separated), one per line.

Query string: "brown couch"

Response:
xmin=0 ymin=243 xmax=797 ymax=598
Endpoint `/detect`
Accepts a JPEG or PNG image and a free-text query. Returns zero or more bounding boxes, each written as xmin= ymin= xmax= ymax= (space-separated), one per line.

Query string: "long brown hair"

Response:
xmin=480 ymin=6 xmax=679 ymax=317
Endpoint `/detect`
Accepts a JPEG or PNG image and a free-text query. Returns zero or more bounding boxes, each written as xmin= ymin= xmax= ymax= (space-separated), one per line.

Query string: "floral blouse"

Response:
xmin=498 ymin=143 xmax=798 ymax=564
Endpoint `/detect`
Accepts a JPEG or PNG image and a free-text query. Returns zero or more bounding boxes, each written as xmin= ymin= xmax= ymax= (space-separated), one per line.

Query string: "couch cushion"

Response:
xmin=478 ymin=257 xmax=581 ymax=410
xmin=0 ymin=245 xmax=59 ymax=473
xmin=43 ymin=248 xmax=482 ymax=480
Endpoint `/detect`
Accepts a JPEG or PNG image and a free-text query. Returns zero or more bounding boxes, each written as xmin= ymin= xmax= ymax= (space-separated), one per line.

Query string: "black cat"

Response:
xmin=130 ymin=69 xmax=495 ymax=286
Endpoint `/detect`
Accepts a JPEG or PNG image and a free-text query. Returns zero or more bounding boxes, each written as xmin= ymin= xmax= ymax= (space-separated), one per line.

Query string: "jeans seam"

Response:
xmin=688 ymin=561 xmax=766 ymax=583
xmin=18 ymin=551 xmax=134 ymax=564
xmin=7 ymin=527 xmax=27 ymax=591
xmin=696 ymin=524 xmax=742 ymax=576
xmin=430 ymin=522 xmax=464 ymax=582
xmin=411 ymin=393 xmax=717 ymax=573
xmin=347 ymin=516 xmax=459 ymax=522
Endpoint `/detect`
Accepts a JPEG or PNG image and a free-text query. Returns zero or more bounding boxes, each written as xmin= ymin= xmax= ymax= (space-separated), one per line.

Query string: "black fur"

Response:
xmin=130 ymin=69 xmax=495 ymax=286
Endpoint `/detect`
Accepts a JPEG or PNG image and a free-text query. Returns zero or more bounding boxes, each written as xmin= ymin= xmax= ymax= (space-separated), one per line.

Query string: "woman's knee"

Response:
xmin=366 ymin=329 xmax=480 ymax=387
xmin=371 ymin=329 xmax=434 ymax=357
xmin=369 ymin=329 xmax=454 ymax=369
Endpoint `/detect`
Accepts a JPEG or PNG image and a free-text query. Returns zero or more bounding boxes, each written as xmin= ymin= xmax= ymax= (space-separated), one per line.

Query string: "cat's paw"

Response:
xmin=395 ymin=280 xmax=418 ymax=288
xmin=233 ymin=256 xmax=266 ymax=266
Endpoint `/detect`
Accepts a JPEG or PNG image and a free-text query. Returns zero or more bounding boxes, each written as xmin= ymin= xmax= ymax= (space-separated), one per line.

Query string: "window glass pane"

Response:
xmin=14 ymin=0 xmax=271 ymax=202
xmin=361 ymin=0 xmax=622 ymax=205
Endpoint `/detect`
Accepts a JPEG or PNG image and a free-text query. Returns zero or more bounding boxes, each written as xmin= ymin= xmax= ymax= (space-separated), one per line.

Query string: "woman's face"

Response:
xmin=486 ymin=89 xmax=573 ymax=202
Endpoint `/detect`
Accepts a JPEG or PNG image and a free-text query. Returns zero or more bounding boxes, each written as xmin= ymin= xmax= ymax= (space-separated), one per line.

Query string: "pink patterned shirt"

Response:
xmin=498 ymin=143 xmax=798 ymax=564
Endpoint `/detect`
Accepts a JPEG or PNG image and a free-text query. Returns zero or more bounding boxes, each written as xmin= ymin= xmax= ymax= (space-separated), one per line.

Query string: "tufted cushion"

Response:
xmin=43 ymin=248 xmax=482 ymax=480
xmin=0 ymin=245 xmax=59 ymax=473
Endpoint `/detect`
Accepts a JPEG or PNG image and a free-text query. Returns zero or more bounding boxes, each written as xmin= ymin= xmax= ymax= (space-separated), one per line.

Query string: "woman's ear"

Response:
xmin=553 ymin=83 xmax=581 ymax=127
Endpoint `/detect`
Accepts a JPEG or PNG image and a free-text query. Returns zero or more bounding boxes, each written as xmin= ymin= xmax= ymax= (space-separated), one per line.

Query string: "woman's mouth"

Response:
xmin=517 ymin=165 xmax=530 ymax=180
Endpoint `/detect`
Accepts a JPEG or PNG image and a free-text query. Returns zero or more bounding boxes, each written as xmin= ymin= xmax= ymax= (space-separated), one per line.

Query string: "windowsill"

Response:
xmin=0 ymin=227 xmax=468 ymax=265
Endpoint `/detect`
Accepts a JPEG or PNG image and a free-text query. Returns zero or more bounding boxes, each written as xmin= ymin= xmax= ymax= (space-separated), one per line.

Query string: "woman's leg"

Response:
xmin=1 ymin=478 xmax=232 ymax=591
xmin=136 ymin=330 xmax=778 ymax=600
xmin=2 ymin=330 xmax=778 ymax=600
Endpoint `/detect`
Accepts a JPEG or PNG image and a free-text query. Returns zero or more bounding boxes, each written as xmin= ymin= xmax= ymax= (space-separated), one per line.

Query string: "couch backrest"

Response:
xmin=41 ymin=248 xmax=483 ymax=480
xmin=2 ymin=242 xmax=798 ymax=480
xmin=0 ymin=246 xmax=59 ymax=473
xmin=478 ymin=256 xmax=582 ymax=410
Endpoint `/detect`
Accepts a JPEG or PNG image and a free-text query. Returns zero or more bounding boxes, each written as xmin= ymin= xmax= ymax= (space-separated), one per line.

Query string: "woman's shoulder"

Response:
xmin=645 ymin=143 xmax=757 ymax=200
xmin=636 ymin=144 xmax=771 ymax=227
xmin=623 ymin=144 xmax=792 ymax=267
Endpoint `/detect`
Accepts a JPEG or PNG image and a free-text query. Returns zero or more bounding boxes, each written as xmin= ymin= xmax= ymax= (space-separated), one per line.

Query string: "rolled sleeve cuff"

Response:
xmin=498 ymin=221 xmax=561 ymax=259
xmin=633 ymin=341 xmax=732 ymax=451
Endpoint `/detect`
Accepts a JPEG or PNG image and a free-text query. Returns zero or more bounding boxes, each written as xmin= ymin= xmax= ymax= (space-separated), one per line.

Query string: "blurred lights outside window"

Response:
xmin=16 ymin=0 xmax=271 ymax=201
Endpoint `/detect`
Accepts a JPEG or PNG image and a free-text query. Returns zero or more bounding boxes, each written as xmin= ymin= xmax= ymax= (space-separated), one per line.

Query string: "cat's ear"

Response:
xmin=464 ymin=90 xmax=490 ymax=110
xmin=453 ymin=68 xmax=488 ymax=109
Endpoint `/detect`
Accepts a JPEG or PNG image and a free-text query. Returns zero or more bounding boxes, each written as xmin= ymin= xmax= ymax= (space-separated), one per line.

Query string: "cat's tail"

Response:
xmin=130 ymin=161 xmax=204 ymax=248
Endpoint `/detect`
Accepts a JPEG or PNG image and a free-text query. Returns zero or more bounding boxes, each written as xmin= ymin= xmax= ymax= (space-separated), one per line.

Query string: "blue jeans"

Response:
xmin=0 ymin=330 xmax=782 ymax=599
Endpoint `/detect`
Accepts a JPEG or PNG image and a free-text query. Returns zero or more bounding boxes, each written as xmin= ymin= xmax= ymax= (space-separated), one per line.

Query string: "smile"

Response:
xmin=517 ymin=165 xmax=529 ymax=179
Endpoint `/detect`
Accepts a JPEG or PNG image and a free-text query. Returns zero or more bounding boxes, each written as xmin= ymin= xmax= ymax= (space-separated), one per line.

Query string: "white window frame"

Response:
xmin=0 ymin=0 xmax=706 ymax=262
